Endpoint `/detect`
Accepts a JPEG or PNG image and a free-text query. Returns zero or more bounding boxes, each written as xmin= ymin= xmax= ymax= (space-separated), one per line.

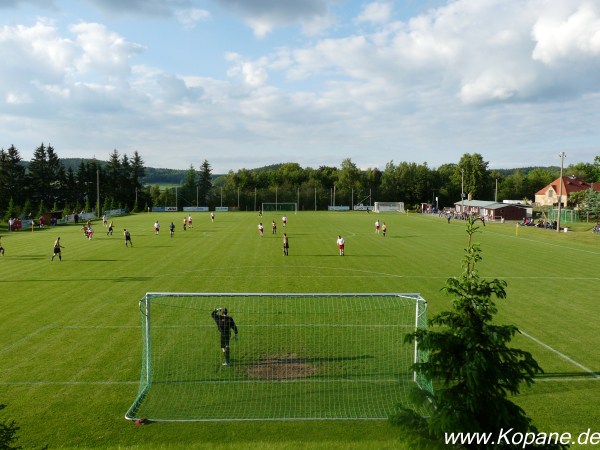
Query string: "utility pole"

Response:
xmin=461 ymin=168 xmax=465 ymax=216
xmin=557 ymin=152 xmax=566 ymax=232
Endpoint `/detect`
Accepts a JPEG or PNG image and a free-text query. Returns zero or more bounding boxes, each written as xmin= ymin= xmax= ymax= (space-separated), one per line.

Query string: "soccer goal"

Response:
xmin=261 ymin=202 xmax=298 ymax=213
xmin=125 ymin=292 xmax=431 ymax=422
xmin=373 ymin=202 xmax=405 ymax=213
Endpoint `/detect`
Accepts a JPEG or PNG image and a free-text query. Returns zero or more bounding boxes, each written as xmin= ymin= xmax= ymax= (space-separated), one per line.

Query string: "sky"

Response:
xmin=1 ymin=0 xmax=600 ymax=173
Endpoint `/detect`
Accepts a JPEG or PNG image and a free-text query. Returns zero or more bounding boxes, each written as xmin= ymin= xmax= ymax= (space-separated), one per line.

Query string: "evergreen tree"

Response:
xmin=27 ymin=143 xmax=49 ymax=206
xmin=106 ymin=149 xmax=121 ymax=203
xmin=391 ymin=217 xmax=566 ymax=449
xmin=4 ymin=197 xmax=17 ymax=221
xmin=0 ymin=145 xmax=26 ymax=213
xmin=130 ymin=151 xmax=146 ymax=211
xmin=120 ymin=153 xmax=132 ymax=207
xmin=180 ymin=165 xmax=198 ymax=207
xmin=198 ymin=159 xmax=213 ymax=206
xmin=0 ymin=404 xmax=22 ymax=449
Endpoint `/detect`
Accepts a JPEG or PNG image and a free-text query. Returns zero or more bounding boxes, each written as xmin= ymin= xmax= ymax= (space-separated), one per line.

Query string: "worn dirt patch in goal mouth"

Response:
xmin=245 ymin=353 xmax=317 ymax=380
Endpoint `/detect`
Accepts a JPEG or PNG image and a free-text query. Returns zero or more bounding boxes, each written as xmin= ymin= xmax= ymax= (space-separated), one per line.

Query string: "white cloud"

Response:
xmin=69 ymin=22 xmax=144 ymax=79
xmin=215 ymin=0 xmax=332 ymax=37
xmin=6 ymin=91 xmax=33 ymax=105
xmin=175 ymin=8 xmax=211 ymax=29
xmin=532 ymin=1 xmax=600 ymax=65
xmin=356 ymin=2 xmax=392 ymax=24
xmin=2 ymin=0 xmax=600 ymax=172
xmin=226 ymin=53 xmax=269 ymax=87
xmin=84 ymin=0 xmax=193 ymax=17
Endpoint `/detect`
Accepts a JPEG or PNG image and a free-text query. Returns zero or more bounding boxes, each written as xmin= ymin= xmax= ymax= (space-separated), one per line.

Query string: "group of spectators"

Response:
xmin=519 ymin=218 xmax=558 ymax=230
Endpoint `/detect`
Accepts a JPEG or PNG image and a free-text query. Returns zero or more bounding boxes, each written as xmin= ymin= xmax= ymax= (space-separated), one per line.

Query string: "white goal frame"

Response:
xmin=126 ymin=292 xmax=430 ymax=422
xmin=373 ymin=201 xmax=405 ymax=213
xmin=261 ymin=202 xmax=298 ymax=214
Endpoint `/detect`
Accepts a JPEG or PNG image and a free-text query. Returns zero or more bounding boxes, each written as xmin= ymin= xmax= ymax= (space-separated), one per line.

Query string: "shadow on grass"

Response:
xmin=0 ymin=276 xmax=153 ymax=282
xmin=536 ymin=371 xmax=600 ymax=379
xmin=9 ymin=255 xmax=48 ymax=260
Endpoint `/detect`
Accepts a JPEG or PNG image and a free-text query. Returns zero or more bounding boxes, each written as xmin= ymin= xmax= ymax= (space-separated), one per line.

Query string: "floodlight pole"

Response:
xmin=96 ymin=168 xmax=100 ymax=218
xmin=557 ymin=152 xmax=566 ymax=232
xmin=495 ymin=178 xmax=498 ymax=203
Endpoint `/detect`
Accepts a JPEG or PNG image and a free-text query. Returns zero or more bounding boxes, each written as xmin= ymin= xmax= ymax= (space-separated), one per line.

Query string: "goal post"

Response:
xmin=261 ymin=202 xmax=298 ymax=213
xmin=373 ymin=202 xmax=405 ymax=213
xmin=125 ymin=292 xmax=431 ymax=422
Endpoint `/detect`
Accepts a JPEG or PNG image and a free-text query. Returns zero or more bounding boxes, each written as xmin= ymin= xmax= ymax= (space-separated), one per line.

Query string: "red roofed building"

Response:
xmin=535 ymin=176 xmax=600 ymax=207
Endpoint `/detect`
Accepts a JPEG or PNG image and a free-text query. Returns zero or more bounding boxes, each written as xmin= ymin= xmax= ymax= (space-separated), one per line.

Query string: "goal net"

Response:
xmin=125 ymin=292 xmax=431 ymax=421
xmin=373 ymin=202 xmax=405 ymax=213
xmin=261 ymin=202 xmax=298 ymax=213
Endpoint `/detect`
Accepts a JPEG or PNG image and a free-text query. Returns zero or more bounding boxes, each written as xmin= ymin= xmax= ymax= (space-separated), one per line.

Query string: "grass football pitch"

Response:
xmin=0 ymin=211 xmax=598 ymax=449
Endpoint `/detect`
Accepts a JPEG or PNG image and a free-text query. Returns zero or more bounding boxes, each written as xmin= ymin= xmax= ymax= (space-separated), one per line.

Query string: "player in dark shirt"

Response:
xmin=211 ymin=308 xmax=238 ymax=366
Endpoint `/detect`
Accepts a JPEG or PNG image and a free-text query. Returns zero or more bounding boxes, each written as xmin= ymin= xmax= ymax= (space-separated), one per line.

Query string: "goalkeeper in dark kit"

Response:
xmin=211 ymin=307 xmax=239 ymax=366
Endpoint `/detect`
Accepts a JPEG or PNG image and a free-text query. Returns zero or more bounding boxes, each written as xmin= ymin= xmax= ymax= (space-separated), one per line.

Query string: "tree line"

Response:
xmin=0 ymin=144 xmax=149 ymax=219
xmin=2 ymin=143 xmax=600 ymax=220
xmin=216 ymin=154 xmax=600 ymax=212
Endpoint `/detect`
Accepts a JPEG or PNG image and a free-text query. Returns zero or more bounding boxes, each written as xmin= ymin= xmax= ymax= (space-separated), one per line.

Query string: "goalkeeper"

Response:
xmin=211 ymin=308 xmax=238 ymax=366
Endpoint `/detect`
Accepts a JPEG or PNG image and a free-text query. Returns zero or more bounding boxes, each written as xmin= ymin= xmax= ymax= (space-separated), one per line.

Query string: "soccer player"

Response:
xmin=283 ymin=233 xmax=289 ymax=256
xmin=51 ymin=237 xmax=64 ymax=261
xmin=272 ymin=220 xmax=277 ymax=234
xmin=169 ymin=221 xmax=175 ymax=238
xmin=258 ymin=223 xmax=264 ymax=237
xmin=183 ymin=216 xmax=187 ymax=231
xmin=107 ymin=221 xmax=114 ymax=236
xmin=211 ymin=308 xmax=238 ymax=366
xmin=382 ymin=222 xmax=387 ymax=237
xmin=154 ymin=220 xmax=160 ymax=235
xmin=187 ymin=215 xmax=193 ymax=228
xmin=124 ymin=228 xmax=133 ymax=247
xmin=337 ymin=235 xmax=345 ymax=256
xmin=211 ymin=212 xmax=215 ymax=222
xmin=375 ymin=220 xmax=381 ymax=234
xmin=0 ymin=237 xmax=5 ymax=256
xmin=282 ymin=215 xmax=287 ymax=227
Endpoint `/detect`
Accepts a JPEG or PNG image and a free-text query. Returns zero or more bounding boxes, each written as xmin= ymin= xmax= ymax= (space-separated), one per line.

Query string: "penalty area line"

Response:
xmin=520 ymin=329 xmax=600 ymax=379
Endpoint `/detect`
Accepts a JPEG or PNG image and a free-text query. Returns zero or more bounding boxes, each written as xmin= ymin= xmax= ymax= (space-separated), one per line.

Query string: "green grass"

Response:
xmin=1 ymin=212 xmax=599 ymax=449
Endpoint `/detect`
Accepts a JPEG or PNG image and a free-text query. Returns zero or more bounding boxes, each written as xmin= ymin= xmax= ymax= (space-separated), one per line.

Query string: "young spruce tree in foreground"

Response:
xmin=391 ymin=216 xmax=567 ymax=450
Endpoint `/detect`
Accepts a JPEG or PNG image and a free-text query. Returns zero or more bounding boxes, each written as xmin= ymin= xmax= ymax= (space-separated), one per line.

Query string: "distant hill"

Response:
xmin=60 ymin=158 xmax=217 ymax=185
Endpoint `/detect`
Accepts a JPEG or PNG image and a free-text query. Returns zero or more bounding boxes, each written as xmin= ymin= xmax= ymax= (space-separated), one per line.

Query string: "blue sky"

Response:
xmin=1 ymin=0 xmax=599 ymax=173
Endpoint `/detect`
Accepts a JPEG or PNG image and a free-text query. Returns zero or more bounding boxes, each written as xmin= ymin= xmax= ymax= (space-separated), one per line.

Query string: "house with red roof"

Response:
xmin=535 ymin=176 xmax=600 ymax=207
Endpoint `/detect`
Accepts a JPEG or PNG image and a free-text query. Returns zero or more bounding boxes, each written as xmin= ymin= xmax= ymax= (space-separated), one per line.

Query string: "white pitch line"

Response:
xmin=0 ymin=381 xmax=138 ymax=386
xmin=0 ymin=325 xmax=137 ymax=354
xmin=0 ymin=326 xmax=51 ymax=355
xmin=520 ymin=329 xmax=600 ymax=379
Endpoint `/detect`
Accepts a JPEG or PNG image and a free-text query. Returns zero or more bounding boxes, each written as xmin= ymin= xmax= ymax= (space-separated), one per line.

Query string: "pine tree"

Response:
xmin=0 ymin=404 xmax=21 ymax=449
xmin=0 ymin=146 xmax=26 ymax=213
xmin=198 ymin=159 xmax=212 ymax=206
xmin=391 ymin=216 xmax=567 ymax=449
